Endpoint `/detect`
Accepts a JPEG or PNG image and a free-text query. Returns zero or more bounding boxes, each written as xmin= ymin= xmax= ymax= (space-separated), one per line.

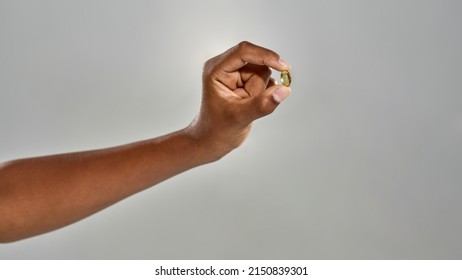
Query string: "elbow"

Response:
xmin=0 ymin=236 xmax=18 ymax=244
xmin=0 ymin=226 xmax=20 ymax=244
xmin=0 ymin=218 xmax=24 ymax=243
xmin=0 ymin=162 xmax=25 ymax=243
xmin=0 ymin=201 xmax=26 ymax=244
xmin=0 ymin=210 xmax=31 ymax=243
xmin=0 ymin=217 xmax=32 ymax=243
xmin=0 ymin=218 xmax=44 ymax=243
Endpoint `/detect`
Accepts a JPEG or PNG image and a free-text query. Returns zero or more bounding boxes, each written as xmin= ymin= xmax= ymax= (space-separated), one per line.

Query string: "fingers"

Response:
xmin=272 ymin=86 xmax=291 ymax=104
xmin=202 ymin=41 xmax=292 ymax=125
xmin=220 ymin=41 xmax=290 ymax=73
xmin=237 ymin=85 xmax=291 ymax=124
xmin=267 ymin=77 xmax=276 ymax=88
xmin=240 ymin=64 xmax=272 ymax=97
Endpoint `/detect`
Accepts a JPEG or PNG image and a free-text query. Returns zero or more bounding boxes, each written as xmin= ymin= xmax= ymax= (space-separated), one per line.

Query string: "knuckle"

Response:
xmin=238 ymin=40 xmax=250 ymax=47
xmin=203 ymin=57 xmax=215 ymax=71
xmin=236 ymin=41 xmax=252 ymax=52
xmin=202 ymin=56 xmax=220 ymax=79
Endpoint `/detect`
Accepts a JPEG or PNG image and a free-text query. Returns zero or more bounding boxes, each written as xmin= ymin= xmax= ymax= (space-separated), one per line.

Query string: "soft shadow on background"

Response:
xmin=1 ymin=0 xmax=461 ymax=259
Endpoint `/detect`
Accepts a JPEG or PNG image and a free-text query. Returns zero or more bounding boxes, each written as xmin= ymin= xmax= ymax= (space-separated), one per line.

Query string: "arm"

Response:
xmin=0 ymin=41 xmax=291 ymax=242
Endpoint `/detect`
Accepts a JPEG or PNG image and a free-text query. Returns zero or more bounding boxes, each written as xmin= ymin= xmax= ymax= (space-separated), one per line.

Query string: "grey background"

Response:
xmin=1 ymin=0 xmax=461 ymax=259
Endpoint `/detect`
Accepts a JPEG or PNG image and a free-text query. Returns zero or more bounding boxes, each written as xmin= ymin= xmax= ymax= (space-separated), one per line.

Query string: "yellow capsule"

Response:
xmin=280 ymin=70 xmax=291 ymax=87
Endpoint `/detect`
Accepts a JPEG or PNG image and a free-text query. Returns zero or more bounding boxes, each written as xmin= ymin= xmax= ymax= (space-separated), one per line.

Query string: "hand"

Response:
xmin=185 ymin=41 xmax=291 ymax=160
xmin=0 ymin=41 xmax=291 ymax=242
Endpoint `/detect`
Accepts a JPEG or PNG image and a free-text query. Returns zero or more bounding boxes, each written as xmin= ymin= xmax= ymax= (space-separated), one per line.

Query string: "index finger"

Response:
xmin=220 ymin=41 xmax=291 ymax=72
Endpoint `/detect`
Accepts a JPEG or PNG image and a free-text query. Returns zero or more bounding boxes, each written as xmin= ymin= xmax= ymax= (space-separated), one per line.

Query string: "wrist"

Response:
xmin=183 ymin=121 xmax=236 ymax=164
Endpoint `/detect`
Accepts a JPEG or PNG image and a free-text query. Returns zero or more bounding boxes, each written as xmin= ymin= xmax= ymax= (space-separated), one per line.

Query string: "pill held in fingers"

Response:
xmin=280 ymin=70 xmax=291 ymax=87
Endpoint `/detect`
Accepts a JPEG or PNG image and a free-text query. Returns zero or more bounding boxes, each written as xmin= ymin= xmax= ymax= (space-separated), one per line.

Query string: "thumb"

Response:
xmin=239 ymin=85 xmax=291 ymax=123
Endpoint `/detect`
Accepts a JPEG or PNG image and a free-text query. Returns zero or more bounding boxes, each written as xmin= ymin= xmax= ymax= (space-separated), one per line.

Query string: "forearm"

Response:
xmin=0 ymin=41 xmax=290 ymax=243
xmin=0 ymin=128 xmax=218 ymax=242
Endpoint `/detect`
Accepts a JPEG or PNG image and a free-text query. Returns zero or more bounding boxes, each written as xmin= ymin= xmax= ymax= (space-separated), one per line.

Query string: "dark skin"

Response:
xmin=0 ymin=41 xmax=291 ymax=242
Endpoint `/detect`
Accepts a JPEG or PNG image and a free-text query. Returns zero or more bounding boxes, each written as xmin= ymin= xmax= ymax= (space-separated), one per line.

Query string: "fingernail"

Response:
xmin=278 ymin=58 xmax=291 ymax=69
xmin=273 ymin=87 xmax=291 ymax=103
